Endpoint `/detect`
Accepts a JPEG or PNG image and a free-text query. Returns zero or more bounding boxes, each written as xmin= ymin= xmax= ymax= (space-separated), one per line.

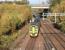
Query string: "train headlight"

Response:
xmin=35 ymin=33 xmax=37 ymax=36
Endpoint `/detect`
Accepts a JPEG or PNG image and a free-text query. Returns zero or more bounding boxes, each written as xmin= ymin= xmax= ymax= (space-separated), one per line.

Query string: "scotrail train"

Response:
xmin=29 ymin=15 xmax=41 ymax=37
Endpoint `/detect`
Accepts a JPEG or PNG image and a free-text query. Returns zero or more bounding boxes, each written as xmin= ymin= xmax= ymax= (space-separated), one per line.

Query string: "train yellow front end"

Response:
xmin=29 ymin=25 xmax=39 ymax=37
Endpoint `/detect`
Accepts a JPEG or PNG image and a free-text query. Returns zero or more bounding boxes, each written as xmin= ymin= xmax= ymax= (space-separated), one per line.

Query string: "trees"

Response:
xmin=50 ymin=0 xmax=61 ymax=6
xmin=0 ymin=0 xmax=29 ymax=4
xmin=49 ymin=0 xmax=65 ymax=13
xmin=49 ymin=0 xmax=65 ymax=32
xmin=15 ymin=0 xmax=29 ymax=4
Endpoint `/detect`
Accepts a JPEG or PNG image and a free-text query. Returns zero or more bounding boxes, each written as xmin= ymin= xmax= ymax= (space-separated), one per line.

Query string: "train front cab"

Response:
xmin=29 ymin=24 xmax=39 ymax=37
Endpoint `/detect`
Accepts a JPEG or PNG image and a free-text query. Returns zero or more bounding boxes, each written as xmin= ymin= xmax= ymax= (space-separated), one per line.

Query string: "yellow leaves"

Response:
xmin=51 ymin=0 xmax=65 ymax=13
xmin=0 ymin=3 xmax=32 ymax=49
xmin=2 ymin=4 xmax=16 ymax=10
xmin=52 ymin=4 xmax=61 ymax=13
xmin=0 ymin=4 xmax=32 ymax=35
xmin=60 ymin=1 xmax=65 ymax=12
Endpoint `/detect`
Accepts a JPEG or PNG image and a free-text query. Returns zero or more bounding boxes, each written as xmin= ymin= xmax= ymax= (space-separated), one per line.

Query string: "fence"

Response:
xmin=42 ymin=13 xmax=65 ymax=23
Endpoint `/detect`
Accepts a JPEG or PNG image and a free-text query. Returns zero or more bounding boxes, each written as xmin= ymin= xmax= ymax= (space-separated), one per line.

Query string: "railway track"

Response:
xmin=9 ymin=24 xmax=29 ymax=50
xmin=41 ymin=20 xmax=65 ymax=50
xmin=44 ymin=20 xmax=65 ymax=48
xmin=33 ymin=32 xmax=45 ymax=50
xmin=9 ymin=20 xmax=65 ymax=50
xmin=40 ymin=24 xmax=57 ymax=50
xmin=47 ymin=21 xmax=65 ymax=42
xmin=25 ymin=38 xmax=36 ymax=50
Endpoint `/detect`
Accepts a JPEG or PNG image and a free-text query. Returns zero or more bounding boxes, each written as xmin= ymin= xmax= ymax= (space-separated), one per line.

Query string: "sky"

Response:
xmin=29 ymin=0 xmax=48 ymax=4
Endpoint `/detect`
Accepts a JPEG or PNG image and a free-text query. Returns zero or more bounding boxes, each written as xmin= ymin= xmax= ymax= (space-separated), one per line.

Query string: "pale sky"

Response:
xmin=29 ymin=0 xmax=48 ymax=4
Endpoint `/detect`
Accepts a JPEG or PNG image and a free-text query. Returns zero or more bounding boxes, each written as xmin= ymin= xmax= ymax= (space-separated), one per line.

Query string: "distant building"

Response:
xmin=31 ymin=4 xmax=49 ymax=9
xmin=31 ymin=4 xmax=49 ymax=14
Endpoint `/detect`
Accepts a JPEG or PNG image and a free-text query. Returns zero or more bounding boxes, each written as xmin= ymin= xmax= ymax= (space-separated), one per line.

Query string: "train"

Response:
xmin=29 ymin=16 xmax=40 ymax=37
xmin=29 ymin=24 xmax=39 ymax=37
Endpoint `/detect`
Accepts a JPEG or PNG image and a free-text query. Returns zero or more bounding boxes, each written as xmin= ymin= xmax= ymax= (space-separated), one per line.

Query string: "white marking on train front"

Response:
xmin=52 ymin=48 xmax=55 ymax=50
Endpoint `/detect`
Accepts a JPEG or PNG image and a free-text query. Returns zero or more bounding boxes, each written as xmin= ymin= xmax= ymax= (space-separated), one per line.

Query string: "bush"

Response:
xmin=0 ymin=3 xmax=32 ymax=49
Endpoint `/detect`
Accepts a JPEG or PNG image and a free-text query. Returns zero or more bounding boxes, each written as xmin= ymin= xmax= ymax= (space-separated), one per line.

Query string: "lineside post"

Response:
xmin=55 ymin=13 xmax=57 ymax=23
xmin=42 ymin=13 xmax=45 ymax=20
